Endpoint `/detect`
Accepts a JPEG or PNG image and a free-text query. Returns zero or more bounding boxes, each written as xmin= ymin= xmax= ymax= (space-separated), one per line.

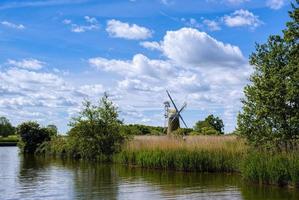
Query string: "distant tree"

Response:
xmin=17 ymin=121 xmax=51 ymax=154
xmin=69 ymin=94 xmax=126 ymax=159
xmin=237 ymin=1 xmax=299 ymax=151
xmin=194 ymin=115 xmax=224 ymax=135
xmin=0 ymin=116 xmax=15 ymax=137
xmin=46 ymin=124 xmax=58 ymax=137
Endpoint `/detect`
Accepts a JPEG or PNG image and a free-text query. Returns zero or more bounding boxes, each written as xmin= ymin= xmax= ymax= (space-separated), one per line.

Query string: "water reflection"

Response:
xmin=0 ymin=147 xmax=298 ymax=200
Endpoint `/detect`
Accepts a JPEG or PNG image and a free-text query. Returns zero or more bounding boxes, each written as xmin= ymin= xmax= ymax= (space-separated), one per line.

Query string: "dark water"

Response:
xmin=0 ymin=147 xmax=298 ymax=200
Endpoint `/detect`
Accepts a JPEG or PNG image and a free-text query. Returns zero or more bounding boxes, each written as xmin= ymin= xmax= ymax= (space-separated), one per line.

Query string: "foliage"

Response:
xmin=46 ymin=124 xmax=58 ymax=137
xmin=194 ymin=115 xmax=224 ymax=135
xmin=67 ymin=94 xmax=126 ymax=159
xmin=17 ymin=121 xmax=52 ymax=154
xmin=120 ymin=124 xmax=164 ymax=135
xmin=0 ymin=116 xmax=15 ymax=137
xmin=171 ymin=128 xmax=190 ymax=137
xmin=238 ymin=2 xmax=299 ymax=151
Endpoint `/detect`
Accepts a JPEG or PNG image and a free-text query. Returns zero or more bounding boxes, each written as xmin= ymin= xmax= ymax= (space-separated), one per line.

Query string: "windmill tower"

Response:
xmin=164 ymin=90 xmax=188 ymax=135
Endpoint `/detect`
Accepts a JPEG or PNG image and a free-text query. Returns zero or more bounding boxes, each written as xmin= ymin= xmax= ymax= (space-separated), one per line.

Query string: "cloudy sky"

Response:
xmin=0 ymin=0 xmax=292 ymax=133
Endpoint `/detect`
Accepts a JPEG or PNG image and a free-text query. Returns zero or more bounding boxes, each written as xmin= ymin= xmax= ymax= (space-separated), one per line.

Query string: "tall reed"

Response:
xmin=241 ymin=151 xmax=299 ymax=187
xmin=115 ymin=135 xmax=246 ymax=172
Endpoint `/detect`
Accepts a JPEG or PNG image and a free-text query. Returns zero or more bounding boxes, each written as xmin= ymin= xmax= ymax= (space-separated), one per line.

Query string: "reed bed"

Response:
xmin=241 ymin=151 xmax=299 ymax=187
xmin=115 ymin=135 xmax=246 ymax=172
xmin=126 ymin=135 xmax=245 ymax=152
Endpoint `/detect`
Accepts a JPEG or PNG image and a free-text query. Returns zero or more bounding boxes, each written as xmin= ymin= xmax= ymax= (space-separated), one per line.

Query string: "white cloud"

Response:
xmin=160 ymin=28 xmax=244 ymax=67
xmin=78 ymin=84 xmax=104 ymax=97
xmin=223 ymin=9 xmax=262 ymax=28
xmin=0 ymin=66 xmax=108 ymax=132
xmin=266 ymin=0 xmax=285 ymax=10
xmin=63 ymin=16 xmax=99 ymax=33
xmin=106 ymin=19 xmax=152 ymax=40
xmin=140 ymin=41 xmax=162 ymax=51
xmin=7 ymin=58 xmax=45 ymax=70
xmin=181 ymin=18 xmax=201 ymax=28
xmin=1 ymin=21 xmax=25 ymax=29
xmin=118 ymin=79 xmax=163 ymax=92
xmin=89 ymin=54 xmax=174 ymax=79
xmin=203 ymin=19 xmax=221 ymax=31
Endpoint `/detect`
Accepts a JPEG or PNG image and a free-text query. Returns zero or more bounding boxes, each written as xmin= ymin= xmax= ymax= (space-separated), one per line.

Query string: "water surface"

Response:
xmin=0 ymin=147 xmax=298 ymax=200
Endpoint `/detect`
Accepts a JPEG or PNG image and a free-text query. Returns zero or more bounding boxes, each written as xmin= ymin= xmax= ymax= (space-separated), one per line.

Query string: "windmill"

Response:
xmin=164 ymin=90 xmax=188 ymax=135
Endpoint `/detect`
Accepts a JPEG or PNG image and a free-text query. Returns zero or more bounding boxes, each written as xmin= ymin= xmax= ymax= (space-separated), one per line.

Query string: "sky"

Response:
xmin=0 ymin=0 xmax=293 ymax=133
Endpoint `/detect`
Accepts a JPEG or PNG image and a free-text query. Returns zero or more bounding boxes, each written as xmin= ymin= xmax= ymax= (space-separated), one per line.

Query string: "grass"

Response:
xmin=115 ymin=135 xmax=246 ymax=172
xmin=0 ymin=135 xmax=19 ymax=146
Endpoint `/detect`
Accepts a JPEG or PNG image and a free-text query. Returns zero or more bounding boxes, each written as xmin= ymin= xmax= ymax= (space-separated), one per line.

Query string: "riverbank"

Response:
xmin=0 ymin=135 xmax=18 ymax=146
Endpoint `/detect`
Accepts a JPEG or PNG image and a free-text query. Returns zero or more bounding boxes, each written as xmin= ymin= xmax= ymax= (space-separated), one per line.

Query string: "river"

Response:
xmin=0 ymin=147 xmax=298 ymax=200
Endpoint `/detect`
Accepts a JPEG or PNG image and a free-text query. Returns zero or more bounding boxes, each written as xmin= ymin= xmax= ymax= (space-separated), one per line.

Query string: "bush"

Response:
xmin=0 ymin=116 xmax=15 ymax=137
xmin=17 ymin=121 xmax=52 ymax=154
xmin=67 ymin=94 xmax=126 ymax=159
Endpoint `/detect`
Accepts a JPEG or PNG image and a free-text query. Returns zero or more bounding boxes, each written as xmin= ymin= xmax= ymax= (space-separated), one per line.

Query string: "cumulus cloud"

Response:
xmin=181 ymin=18 xmax=201 ymax=28
xmin=1 ymin=21 xmax=25 ymax=29
xmin=89 ymin=54 xmax=174 ymax=79
xmin=77 ymin=84 xmax=104 ymax=97
xmin=266 ymin=0 xmax=285 ymax=10
xmin=139 ymin=41 xmax=162 ymax=51
xmin=0 ymin=65 xmax=110 ymax=131
xmin=63 ymin=16 xmax=99 ymax=33
xmin=106 ymin=19 xmax=152 ymax=40
xmin=203 ymin=19 xmax=221 ymax=31
xmin=223 ymin=9 xmax=262 ymax=28
xmin=7 ymin=58 xmax=45 ymax=70
xmin=160 ymin=28 xmax=245 ymax=67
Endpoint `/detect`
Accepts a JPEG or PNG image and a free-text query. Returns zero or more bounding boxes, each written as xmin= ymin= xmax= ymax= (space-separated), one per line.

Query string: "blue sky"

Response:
xmin=0 ymin=0 xmax=292 ymax=133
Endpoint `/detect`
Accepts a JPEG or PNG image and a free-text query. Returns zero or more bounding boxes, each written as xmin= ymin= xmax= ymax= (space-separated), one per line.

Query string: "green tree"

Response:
xmin=69 ymin=94 xmax=126 ymax=159
xmin=194 ymin=115 xmax=224 ymax=135
xmin=46 ymin=124 xmax=58 ymax=137
xmin=17 ymin=121 xmax=51 ymax=154
xmin=0 ymin=116 xmax=15 ymax=137
xmin=238 ymin=1 xmax=299 ymax=151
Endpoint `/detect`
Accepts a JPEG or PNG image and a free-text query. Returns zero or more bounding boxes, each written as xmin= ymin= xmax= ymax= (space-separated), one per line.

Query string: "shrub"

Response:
xmin=0 ymin=116 xmax=15 ymax=137
xmin=67 ymin=94 xmax=126 ymax=159
xmin=17 ymin=121 xmax=51 ymax=154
